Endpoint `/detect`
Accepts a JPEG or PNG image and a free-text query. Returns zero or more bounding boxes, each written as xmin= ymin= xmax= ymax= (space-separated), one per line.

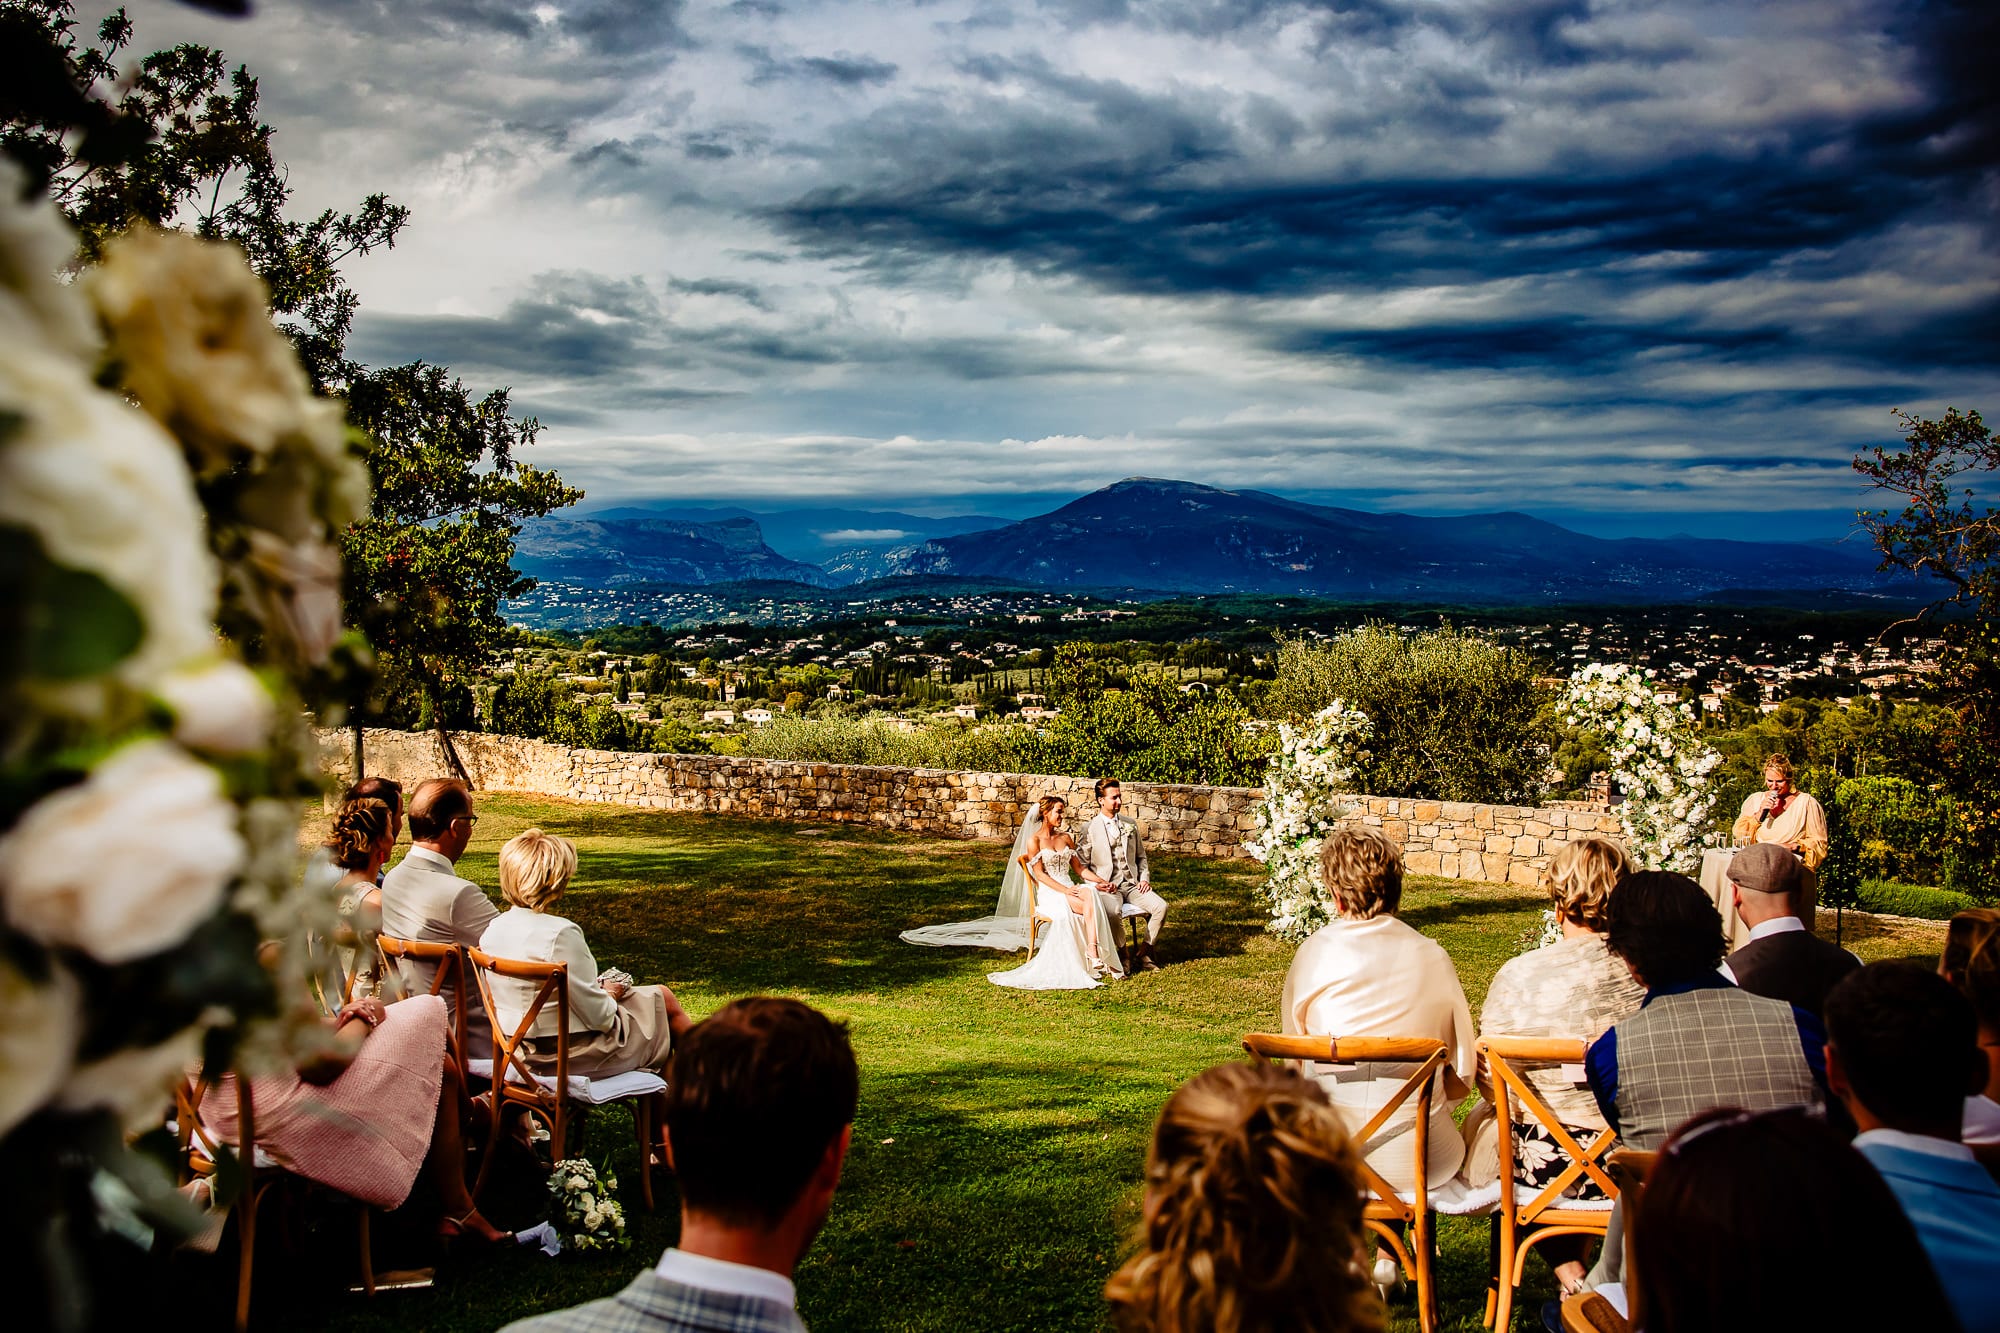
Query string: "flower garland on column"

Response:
xmin=1245 ymin=701 xmax=1374 ymax=940
xmin=0 ymin=165 xmax=370 ymax=1318
xmin=1560 ymin=663 xmax=1723 ymax=873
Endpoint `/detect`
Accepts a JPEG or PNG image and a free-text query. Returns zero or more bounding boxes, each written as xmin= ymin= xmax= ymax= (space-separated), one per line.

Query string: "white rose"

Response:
xmin=156 ymin=660 xmax=277 ymax=755
xmin=0 ymin=346 xmax=218 ymax=686
xmin=0 ymin=955 xmax=81 ymax=1137
xmin=0 ymin=159 xmax=97 ymax=360
xmin=58 ymin=1025 xmax=204 ymax=1131
xmin=87 ymin=228 xmax=340 ymax=476
xmin=0 ymin=741 xmax=246 ymax=963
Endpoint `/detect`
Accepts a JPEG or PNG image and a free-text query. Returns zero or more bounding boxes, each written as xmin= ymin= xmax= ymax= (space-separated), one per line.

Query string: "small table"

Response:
xmin=1698 ymin=848 xmax=1819 ymax=950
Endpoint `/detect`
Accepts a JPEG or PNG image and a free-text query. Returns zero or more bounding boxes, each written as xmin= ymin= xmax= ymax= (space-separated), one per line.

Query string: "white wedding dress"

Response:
xmin=899 ymin=807 xmax=1123 ymax=991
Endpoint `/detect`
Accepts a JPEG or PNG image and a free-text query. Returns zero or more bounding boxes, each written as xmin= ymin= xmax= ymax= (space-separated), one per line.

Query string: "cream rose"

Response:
xmin=156 ymin=660 xmax=278 ymax=755
xmin=0 ymin=741 xmax=246 ymax=964
xmin=0 ymin=956 xmax=81 ymax=1137
xmin=0 ymin=344 xmax=219 ymax=686
xmin=0 ymin=159 xmax=97 ymax=360
xmin=87 ymin=228 xmax=344 ymax=476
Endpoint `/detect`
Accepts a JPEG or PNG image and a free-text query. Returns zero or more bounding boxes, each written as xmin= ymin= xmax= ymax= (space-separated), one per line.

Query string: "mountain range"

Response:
xmin=518 ymin=478 xmax=1901 ymax=604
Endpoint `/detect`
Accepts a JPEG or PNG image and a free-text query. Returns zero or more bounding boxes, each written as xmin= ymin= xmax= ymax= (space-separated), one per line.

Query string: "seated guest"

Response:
xmin=1280 ymin=825 xmax=1476 ymax=1194
xmin=303 ymin=776 xmax=404 ymax=899
xmin=204 ymin=945 xmax=508 ymax=1244
xmin=1825 ymin=963 xmax=2000 ymax=1332
xmin=1631 ymin=1107 xmax=1957 ymax=1333
xmin=1720 ymin=841 xmax=1859 ymax=1015
xmin=1587 ymin=871 xmax=1827 ymax=1150
xmin=1940 ymin=908 xmax=2000 ymax=1150
xmin=1579 ymin=872 xmax=1827 ymax=1297
xmin=1466 ymin=838 xmax=1644 ymax=1296
xmin=481 ymin=830 xmax=691 ymax=1113
xmin=310 ymin=796 xmax=399 ymax=1005
xmin=502 ymin=998 xmax=859 ymax=1333
xmin=1103 ymin=1060 xmax=1384 ymax=1333
xmin=380 ymin=778 xmax=495 ymax=1045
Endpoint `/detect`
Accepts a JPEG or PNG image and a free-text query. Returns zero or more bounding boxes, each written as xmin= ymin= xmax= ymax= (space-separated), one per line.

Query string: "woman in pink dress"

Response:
xmin=204 ymin=950 xmax=506 ymax=1241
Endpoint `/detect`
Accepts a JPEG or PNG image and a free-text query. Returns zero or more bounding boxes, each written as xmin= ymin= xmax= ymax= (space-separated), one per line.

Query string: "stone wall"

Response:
xmin=322 ymin=728 xmax=1623 ymax=884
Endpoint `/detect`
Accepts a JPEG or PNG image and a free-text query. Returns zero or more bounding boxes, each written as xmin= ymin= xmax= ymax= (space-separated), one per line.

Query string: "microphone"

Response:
xmin=1760 ymin=794 xmax=1780 ymax=823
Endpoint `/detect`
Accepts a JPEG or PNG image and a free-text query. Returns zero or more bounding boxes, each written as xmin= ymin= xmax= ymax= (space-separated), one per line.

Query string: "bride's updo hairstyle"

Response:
xmin=1037 ymin=793 xmax=1067 ymax=826
xmin=1105 ymin=1061 xmax=1384 ymax=1333
xmin=326 ymin=797 xmax=394 ymax=871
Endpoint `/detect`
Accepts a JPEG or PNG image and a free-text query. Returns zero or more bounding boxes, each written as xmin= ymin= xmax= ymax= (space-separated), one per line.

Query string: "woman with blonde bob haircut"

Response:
xmin=1459 ymin=838 xmax=1646 ymax=1296
xmin=1105 ymin=1060 xmax=1384 ymax=1333
xmin=479 ymin=829 xmax=691 ymax=1099
xmin=1279 ymin=826 xmax=1476 ymax=1196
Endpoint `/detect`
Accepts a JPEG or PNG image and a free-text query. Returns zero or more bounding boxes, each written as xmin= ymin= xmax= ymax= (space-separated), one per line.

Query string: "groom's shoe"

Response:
xmin=1137 ymin=942 xmax=1161 ymax=972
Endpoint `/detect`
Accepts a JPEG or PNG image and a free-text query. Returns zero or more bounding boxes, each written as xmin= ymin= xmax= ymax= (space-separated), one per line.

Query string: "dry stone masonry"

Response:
xmin=323 ymin=728 xmax=1624 ymax=885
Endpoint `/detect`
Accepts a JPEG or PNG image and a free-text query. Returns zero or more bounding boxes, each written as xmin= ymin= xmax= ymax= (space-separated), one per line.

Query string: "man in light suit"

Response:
xmin=379 ymin=778 xmax=496 ymax=1047
xmin=1078 ymin=778 xmax=1168 ymax=971
xmin=503 ymin=998 xmax=859 ymax=1333
xmin=1826 ymin=963 xmax=2000 ymax=1333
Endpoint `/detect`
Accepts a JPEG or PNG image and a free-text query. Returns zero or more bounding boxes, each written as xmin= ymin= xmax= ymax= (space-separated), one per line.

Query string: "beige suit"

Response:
xmin=1079 ymin=812 xmax=1168 ymax=944
xmin=379 ymin=845 xmax=498 ymax=1048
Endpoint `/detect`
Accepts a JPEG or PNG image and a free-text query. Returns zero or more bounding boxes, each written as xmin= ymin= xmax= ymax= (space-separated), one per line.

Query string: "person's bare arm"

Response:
xmin=298 ymin=998 xmax=384 ymax=1085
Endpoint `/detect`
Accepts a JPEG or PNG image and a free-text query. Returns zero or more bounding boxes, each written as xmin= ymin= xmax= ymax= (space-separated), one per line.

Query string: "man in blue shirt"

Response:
xmin=1826 ymin=963 xmax=2000 ymax=1333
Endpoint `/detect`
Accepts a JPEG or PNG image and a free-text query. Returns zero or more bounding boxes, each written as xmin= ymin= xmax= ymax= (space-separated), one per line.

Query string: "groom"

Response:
xmin=1081 ymin=778 xmax=1168 ymax=972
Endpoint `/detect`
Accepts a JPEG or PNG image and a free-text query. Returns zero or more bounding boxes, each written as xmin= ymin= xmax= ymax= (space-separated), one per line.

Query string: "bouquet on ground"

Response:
xmin=548 ymin=1158 xmax=629 ymax=1253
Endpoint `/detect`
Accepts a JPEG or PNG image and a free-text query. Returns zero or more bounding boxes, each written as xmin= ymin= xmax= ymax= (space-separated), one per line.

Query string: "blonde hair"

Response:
xmin=498 ymin=828 xmax=577 ymax=911
xmin=1943 ymin=908 xmax=2000 ymax=1030
xmin=1319 ymin=825 xmax=1404 ymax=920
xmin=326 ymin=797 xmax=394 ymax=871
xmin=1037 ymin=793 xmax=1068 ymax=826
xmin=1763 ymin=753 xmax=1795 ymax=780
xmin=1542 ymin=838 xmax=1631 ymax=932
xmin=1105 ymin=1061 xmax=1384 ymax=1333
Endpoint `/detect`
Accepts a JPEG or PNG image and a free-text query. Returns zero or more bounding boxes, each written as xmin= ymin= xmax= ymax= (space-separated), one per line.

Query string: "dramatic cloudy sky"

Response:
xmin=133 ymin=0 xmax=1997 ymax=537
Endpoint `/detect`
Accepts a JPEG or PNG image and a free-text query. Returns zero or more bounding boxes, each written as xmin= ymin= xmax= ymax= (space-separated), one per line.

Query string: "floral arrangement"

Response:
xmin=0 ymin=162 xmax=368 ymax=1313
xmin=1559 ymin=663 xmax=1723 ymax=873
xmin=548 ymin=1157 xmax=629 ymax=1253
xmin=1245 ymin=700 xmax=1375 ymax=940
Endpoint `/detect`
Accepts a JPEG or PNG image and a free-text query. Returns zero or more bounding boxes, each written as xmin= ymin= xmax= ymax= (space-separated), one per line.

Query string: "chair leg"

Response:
xmin=635 ymin=1099 xmax=655 ymax=1212
xmin=1483 ymin=1213 xmax=1501 ymax=1327
xmin=471 ymin=1089 xmax=505 ymax=1204
xmin=234 ymin=1181 xmax=261 ymax=1333
xmin=357 ymin=1207 xmax=375 ymax=1296
xmin=1414 ymin=1213 xmax=1437 ymax=1333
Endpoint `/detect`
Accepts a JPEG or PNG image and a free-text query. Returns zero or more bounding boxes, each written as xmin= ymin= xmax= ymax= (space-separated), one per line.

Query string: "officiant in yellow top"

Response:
xmin=1731 ymin=753 xmax=1829 ymax=869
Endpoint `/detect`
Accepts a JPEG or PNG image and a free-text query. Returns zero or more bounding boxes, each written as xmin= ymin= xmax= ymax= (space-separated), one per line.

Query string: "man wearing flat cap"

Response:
xmin=1721 ymin=842 xmax=1861 ymax=1017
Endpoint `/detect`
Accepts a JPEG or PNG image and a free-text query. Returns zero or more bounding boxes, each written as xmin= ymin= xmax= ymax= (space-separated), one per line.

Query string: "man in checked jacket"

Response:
xmin=506 ymin=999 xmax=859 ymax=1333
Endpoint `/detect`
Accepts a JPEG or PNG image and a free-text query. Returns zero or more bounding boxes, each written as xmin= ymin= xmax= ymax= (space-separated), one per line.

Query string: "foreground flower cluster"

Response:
xmin=1245 ymin=700 xmax=1374 ymax=940
xmin=0 ymin=163 xmax=367 ymax=1274
xmin=1560 ymin=663 xmax=1723 ymax=873
xmin=549 ymin=1158 xmax=629 ymax=1253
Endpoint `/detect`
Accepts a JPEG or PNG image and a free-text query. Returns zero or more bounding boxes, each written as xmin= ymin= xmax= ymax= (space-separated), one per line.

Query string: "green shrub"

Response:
xmin=1853 ymin=878 xmax=1980 ymax=921
xmin=1836 ymin=776 xmax=1956 ymax=884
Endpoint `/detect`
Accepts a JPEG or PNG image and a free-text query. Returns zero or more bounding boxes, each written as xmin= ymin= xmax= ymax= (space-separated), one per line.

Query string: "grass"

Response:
xmin=293 ymin=794 xmax=1944 ymax=1332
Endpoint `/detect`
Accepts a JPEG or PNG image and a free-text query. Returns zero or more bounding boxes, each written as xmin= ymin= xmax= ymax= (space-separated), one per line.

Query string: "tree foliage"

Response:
xmin=1028 ymin=642 xmax=1273 ymax=787
xmin=1267 ymin=625 xmax=1553 ymax=804
xmin=1855 ymin=406 xmax=1998 ymax=898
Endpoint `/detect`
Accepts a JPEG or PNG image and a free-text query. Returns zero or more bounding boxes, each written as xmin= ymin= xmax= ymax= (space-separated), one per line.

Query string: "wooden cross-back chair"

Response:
xmin=1477 ymin=1037 xmax=1621 ymax=1332
xmin=464 ymin=947 xmax=663 ymax=1211
xmin=174 ymin=1073 xmax=375 ymax=1330
xmin=307 ymin=933 xmax=367 ymax=1018
xmin=1243 ymin=1032 xmax=1448 ymax=1333
xmin=1015 ymin=852 xmax=1058 ymax=955
xmin=375 ymin=934 xmax=470 ymax=1084
xmin=1557 ymin=1151 xmax=1655 ymax=1333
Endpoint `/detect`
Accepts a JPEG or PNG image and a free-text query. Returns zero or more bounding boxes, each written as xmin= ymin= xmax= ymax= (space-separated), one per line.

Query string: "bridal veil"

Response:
xmin=898 ymin=804 xmax=1041 ymax=950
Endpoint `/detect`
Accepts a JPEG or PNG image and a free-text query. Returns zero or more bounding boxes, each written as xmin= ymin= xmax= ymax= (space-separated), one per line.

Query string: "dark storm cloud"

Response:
xmin=1280 ymin=318 xmax=1792 ymax=371
xmin=742 ymin=45 xmax=901 ymax=87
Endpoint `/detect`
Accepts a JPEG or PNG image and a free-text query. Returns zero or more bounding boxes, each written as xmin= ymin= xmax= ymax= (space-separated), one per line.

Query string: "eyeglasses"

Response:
xmin=452 ymin=815 xmax=479 ymax=827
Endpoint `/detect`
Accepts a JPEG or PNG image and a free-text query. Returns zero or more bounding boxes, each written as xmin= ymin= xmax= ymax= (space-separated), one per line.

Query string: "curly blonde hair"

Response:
xmin=326 ymin=797 xmax=394 ymax=871
xmin=1105 ymin=1061 xmax=1384 ymax=1333
xmin=1320 ymin=825 xmax=1404 ymax=920
xmin=1943 ymin=908 xmax=2000 ymax=1030
xmin=1543 ymin=838 xmax=1631 ymax=932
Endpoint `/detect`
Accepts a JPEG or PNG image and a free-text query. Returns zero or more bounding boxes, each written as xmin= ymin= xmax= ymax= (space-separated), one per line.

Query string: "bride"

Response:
xmin=900 ymin=794 xmax=1126 ymax=990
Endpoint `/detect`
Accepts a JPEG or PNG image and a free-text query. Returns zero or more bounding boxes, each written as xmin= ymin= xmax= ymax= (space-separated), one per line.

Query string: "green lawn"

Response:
xmin=294 ymin=794 xmax=1945 ymax=1333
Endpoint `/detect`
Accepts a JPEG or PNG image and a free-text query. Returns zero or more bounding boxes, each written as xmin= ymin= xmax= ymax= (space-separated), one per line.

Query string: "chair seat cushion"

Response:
xmin=466 ymin=1058 xmax=667 ymax=1105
